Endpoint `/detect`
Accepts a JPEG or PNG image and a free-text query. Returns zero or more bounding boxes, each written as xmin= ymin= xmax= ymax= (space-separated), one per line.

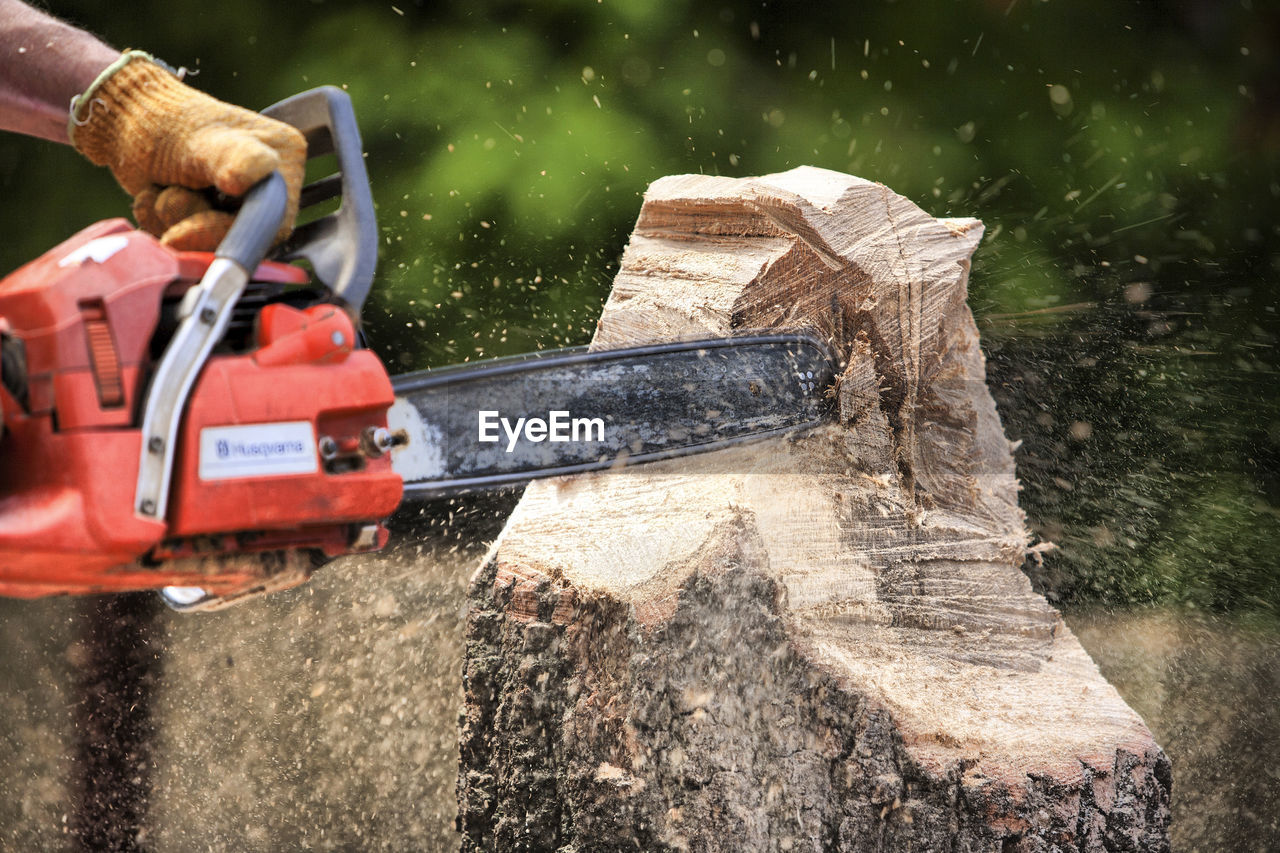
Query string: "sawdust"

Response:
xmin=143 ymin=504 xmax=503 ymax=852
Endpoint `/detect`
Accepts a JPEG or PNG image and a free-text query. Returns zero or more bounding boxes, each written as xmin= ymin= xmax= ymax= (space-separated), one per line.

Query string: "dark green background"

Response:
xmin=2 ymin=0 xmax=1277 ymax=616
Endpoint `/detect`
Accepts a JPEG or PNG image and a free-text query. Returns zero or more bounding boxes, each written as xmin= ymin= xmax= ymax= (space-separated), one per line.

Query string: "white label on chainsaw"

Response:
xmin=198 ymin=421 xmax=318 ymax=481
xmin=57 ymin=235 xmax=130 ymax=268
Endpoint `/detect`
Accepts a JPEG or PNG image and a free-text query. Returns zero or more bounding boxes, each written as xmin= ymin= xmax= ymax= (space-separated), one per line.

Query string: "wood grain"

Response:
xmin=459 ymin=167 xmax=1171 ymax=851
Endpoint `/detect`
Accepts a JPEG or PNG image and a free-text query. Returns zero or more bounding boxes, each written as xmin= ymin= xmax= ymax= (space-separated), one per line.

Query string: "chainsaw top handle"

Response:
xmin=264 ymin=86 xmax=378 ymax=316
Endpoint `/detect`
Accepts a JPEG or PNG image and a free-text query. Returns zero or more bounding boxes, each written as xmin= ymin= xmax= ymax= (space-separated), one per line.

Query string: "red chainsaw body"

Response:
xmin=0 ymin=219 xmax=403 ymax=599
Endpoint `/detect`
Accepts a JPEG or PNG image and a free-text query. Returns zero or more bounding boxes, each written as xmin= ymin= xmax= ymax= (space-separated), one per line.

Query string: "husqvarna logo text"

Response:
xmin=215 ymin=438 xmax=307 ymax=460
xmin=199 ymin=421 xmax=319 ymax=481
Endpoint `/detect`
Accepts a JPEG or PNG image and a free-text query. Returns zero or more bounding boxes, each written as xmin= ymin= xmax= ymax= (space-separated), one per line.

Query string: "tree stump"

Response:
xmin=458 ymin=167 xmax=1171 ymax=851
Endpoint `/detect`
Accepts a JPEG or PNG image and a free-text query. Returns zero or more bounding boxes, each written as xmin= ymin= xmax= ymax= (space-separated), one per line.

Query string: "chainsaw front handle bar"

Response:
xmin=134 ymin=171 xmax=285 ymax=521
xmin=266 ymin=86 xmax=378 ymax=315
xmin=215 ymin=170 xmax=289 ymax=271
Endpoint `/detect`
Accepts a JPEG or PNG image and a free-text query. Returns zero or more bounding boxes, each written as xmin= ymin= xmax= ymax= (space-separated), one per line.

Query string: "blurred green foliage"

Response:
xmin=1 ymin=0 xmax=1277 ymax=615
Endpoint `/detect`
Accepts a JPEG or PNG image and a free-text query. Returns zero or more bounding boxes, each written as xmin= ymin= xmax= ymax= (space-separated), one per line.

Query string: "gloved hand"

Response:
xmin=69 ymin=51 xmax=306 ymax=252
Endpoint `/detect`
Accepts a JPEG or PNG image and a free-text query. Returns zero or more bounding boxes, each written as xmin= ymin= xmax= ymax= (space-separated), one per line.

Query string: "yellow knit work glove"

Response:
xmin=70 ymin=51 xmax=306 ymax=252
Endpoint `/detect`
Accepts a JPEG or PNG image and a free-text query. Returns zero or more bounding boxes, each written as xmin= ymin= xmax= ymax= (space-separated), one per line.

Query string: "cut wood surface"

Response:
xmin=459 ymin=167 xmax=1171 ymax=851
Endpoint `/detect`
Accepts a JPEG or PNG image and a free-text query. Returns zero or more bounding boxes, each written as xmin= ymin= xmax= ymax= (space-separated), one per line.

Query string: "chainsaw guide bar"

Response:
xmin=388 ymin=334 xmax=837 ymax=499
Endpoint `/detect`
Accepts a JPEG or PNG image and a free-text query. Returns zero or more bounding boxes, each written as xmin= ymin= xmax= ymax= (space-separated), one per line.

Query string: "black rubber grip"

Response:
xmin=215 ymin=171 xmax=288 ymax=270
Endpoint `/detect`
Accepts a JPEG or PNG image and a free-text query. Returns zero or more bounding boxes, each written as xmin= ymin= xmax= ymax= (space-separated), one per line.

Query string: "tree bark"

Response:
xmin=458 ymin=167 xmax=1171 ymax=852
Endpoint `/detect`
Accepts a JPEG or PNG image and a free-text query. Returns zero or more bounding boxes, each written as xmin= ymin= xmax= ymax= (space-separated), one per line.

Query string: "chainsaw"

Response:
xmin=0 ymin=87 xmax=836 ymax=612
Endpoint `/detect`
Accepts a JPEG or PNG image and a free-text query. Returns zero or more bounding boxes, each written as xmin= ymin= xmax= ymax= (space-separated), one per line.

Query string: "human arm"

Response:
xmin=0 ymin=0 xmax=305 ymax=249
xmin=0 ymin=0 xmax=118 ymax=142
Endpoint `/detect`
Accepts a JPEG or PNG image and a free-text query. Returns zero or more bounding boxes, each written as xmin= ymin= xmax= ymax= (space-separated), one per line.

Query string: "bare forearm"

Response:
xmin=0 ymin=0 xmax=117 ymax=143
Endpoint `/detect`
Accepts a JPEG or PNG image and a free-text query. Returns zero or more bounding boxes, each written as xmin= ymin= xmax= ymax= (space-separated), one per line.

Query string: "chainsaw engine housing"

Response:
xmin=0 ymin=87 xmax=400 ymax=602
xmin=0 ymin=219 xmax=401 ymax=598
